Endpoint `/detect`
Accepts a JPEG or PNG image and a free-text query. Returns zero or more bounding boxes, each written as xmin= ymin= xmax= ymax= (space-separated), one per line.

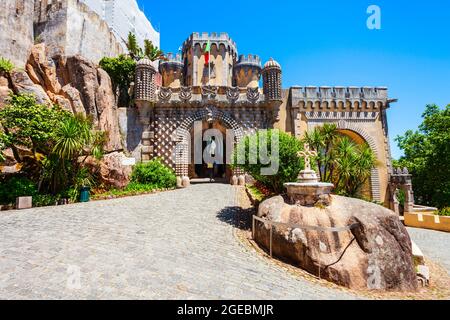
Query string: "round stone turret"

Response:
xmin=159 ymin=53 xmax=184 ymax=88
xmin=234 ymin=54 xmax=262 ymax=88
xmin=262 ymin=58 xmax=282 ymax=100
xmin=135 ymin=58 xmax=157 ymax=104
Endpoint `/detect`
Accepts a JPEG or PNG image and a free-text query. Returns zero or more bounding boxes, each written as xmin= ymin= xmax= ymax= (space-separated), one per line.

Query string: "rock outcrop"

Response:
xmin=1 ymin=44 xmax=125 ymax=183
xmin=85 ymin=152 xmax=133 ymax=189
xmin=256 ymin=195 xmax=418 ymax=291
xmin=20 ymin=44 xmax=123 ymax=152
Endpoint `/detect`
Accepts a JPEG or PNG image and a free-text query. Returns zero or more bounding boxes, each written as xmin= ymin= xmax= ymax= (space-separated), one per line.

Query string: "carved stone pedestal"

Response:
xmin=284 ymin=168 xmax=334 ymax=207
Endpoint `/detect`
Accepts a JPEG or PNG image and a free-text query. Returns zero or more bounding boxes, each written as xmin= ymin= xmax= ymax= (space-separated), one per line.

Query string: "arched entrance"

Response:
xmin=337 ymin=129 xmax=373 ymax=200
xmin=173 ymin=106 xmax=245 ymax=185
xmin=189 ymin=120 xmax=231 ymax=180
xmin=335 ymin=123 xmax=381 ymax=202
xmin=308 ymin=121 xmax=382 ymax=202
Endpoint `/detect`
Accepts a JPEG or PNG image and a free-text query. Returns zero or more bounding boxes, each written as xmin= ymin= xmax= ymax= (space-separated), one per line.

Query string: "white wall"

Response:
xmin=81 ymin=0 xmax=160 ymax=50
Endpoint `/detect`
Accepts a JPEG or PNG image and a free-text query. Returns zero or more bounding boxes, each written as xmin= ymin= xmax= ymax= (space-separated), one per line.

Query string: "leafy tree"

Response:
xmin=0 ymin=94 xmax=71 ymax=164
xmin=303 ymin=124 xmax=377 ymax=198
xmin=0 ymin=93 xmax=105 ymax=196
xmin=395 ymin=104 xmax=450 ymax=209
xmin=233 ymin=130 xmax=304 ymax=194
xmin=99 ymin=55 xmax=136 ymax=107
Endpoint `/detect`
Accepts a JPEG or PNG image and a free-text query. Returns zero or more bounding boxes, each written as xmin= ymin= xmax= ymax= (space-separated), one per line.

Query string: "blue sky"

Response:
xmin=137 ymin=0 xmax=450 ymax=159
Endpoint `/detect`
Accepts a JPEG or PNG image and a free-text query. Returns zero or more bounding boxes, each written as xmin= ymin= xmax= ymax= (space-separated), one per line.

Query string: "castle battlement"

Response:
xmin=236 ymin=54 xmax=262 ymax=68
xmin=161 ymin=53 xmax=183 ymax=66
xmin=291 ymin=86 xmax=388 ymax=101
xmin=183 ymin=32 xmax=238 ymax=56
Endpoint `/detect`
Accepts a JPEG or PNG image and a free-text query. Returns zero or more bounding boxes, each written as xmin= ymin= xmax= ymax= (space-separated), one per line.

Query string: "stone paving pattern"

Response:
xmin=0 ymin=184 xmax=448 ymax=299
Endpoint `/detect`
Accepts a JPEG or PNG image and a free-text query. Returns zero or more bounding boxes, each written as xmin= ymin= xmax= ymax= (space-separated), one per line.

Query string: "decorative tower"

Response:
xmin=159 ymin=53 xmax=184 ymax=88
xmin=135 ymin=58 xmax=158 ymax=124
xmin=182 ymin=32 xmax=238 ymax=87
xmin=233 ymin=54 xmax=262 ymax=88
xmin=262 ymin=58 xmax=282 ymax=100
xmin=134 ymin=58 xmax=158 ymax=162
xmin=135 ymin=58 xmax=157 ymax=105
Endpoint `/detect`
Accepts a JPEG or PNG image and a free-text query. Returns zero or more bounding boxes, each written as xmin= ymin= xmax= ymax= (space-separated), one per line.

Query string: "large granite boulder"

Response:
xmin=9 ymin=70 xmax=52 ymax=105
xmin=85 ymin=152 xmax=132 ymax=189
xmin=23 ymin=44 xmax=123 ymax=152
xmin=256 ymin=195 xmax=418 ymax=291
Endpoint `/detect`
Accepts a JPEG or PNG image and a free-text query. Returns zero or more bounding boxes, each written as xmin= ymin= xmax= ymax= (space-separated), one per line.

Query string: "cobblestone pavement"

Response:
xmin=0 ymin=184 xmax=360 ymax=300
xmin=407 ymin=227 xmax=450 ymax=274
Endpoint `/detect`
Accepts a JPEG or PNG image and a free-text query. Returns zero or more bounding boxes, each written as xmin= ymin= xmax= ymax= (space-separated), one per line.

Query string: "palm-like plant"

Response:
xmin=303 ymin=125 xmax=377 ymax=198
xmin=44 ymin=114 xmax=104 ymax=194
xmin=144 ymin=39 xmax=166 ymax=61
xmin=126 ymin=32 xmax=143 ymax=60
xmin=125 ymin=32 xmax=166 ymax=62
xmin=53 ymin=115 xmax=90 ymax=159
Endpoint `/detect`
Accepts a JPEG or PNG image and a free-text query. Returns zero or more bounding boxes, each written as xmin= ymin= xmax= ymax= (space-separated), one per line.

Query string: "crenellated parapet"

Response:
xmin=290 ymin=86 xmax=389 ymax=111
xmin=159 ymin=53 xmax=184 ymax=88
xmin=235 ymin=54 xmax=262 ymax=68
xmin=182 ymin=32 xmax=238 ymax=87
xmin=183 ymin=32 xmax=238 ymax=57
xmin=234 ymin=54 xmax=262 ymax=88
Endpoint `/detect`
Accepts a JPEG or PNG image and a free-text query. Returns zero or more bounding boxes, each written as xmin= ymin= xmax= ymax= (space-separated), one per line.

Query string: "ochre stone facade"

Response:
xmin=133 ymin=32 xmax=396 ymax=205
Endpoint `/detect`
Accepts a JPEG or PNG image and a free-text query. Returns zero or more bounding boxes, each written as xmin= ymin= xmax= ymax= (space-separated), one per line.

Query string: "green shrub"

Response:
xmin=233 ymin=130 xmax=303 ymax=194
xmin=437 ymin=207 xmax=450 ymax=216
xmin=33 ymin=194 xmax=60 ymax=207
xmin=130 ymin=158 xmax=177 ymax=189
xmin=0 ymin=57 xmax=14 ymax=74
xmin=0 ymin=176 xmax=38 ymax=205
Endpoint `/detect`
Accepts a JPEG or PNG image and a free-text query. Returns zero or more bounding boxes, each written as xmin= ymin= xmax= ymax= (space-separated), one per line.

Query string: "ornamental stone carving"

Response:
xmin=201 ymin=85 xmax=218 ymax=100
xmin=226 ymin=87 xmax=240 ymax=103
xmin=158 ymin=87 xmax=172 ymax=102
xmin=247 ymin=87 xmax=260 ymax=103
xmin=179 ymin=86 xmax=192 ymax=102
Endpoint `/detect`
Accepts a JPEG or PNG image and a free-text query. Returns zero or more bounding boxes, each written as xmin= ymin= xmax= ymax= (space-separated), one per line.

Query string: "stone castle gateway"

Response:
xmin=130 ymin=32 xmax=406 ymax=207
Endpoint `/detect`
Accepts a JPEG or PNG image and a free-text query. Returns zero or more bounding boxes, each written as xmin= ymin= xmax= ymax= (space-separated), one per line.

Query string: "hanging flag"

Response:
xmin=204 ymin=40 xmax=211 ymax=65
